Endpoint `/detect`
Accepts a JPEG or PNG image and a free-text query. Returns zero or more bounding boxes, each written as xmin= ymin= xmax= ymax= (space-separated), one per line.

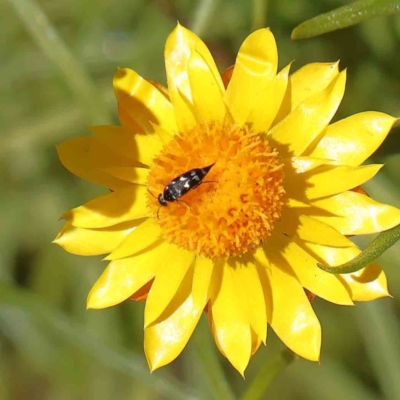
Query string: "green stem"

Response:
xmin=252 ymin=0 xmax=268 ymax=31
xmin=193 ymin=319 xmax=236 ymax=400
xmin=8 ymin=0 xmax=111 ymax=124
xmin=240 ymin=349 xmax=295 ymax=400
xmin=190 ymin=0 xmax=220 ymax=37
xmin=317 ymin=224 xmax=400 ymax=274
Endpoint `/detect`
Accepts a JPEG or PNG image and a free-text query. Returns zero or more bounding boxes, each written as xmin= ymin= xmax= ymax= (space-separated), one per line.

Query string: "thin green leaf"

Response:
xmin=240 ymin=349 xmax=295 ymax=400
xmin=251 ymin=0 xmax=269 ymax=31
xmin=190 ymin=0 xmax=221 ymax=37
xmin=292 ymin=0 xmax=400 ymax=40
xmin=356 ymin=300 xmax=400 ymax=399
xmin=192 ymin=318 xmax=237 ymax=400
xmin=0 ymin=284 xmax=201 ymax=400
xmin=0 ymin=337 xmax=12 ymax=399
xmin=7 ymin=0 xmax=112 ymax=124
xmin=317 ymin=225 xmax=400 ymax=274
xmin=287 ymin=358 xmax=379 ymax=400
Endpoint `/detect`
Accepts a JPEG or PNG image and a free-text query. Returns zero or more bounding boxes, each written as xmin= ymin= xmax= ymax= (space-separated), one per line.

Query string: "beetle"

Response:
xmin=149 ymin=163 xmax=216 ymax=218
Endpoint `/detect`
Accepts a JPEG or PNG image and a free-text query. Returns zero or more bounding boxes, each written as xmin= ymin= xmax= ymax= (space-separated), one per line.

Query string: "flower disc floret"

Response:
xmin=147 ymin=122 xmax=285 ymax=259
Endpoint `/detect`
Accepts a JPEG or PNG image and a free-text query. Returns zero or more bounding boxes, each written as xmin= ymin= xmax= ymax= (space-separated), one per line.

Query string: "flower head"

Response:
xmin=54 ymin=24 xmax=400 ymax=375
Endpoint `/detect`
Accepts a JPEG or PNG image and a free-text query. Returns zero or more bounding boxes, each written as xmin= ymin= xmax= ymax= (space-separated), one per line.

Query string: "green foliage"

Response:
xmin=318 ymin=224 xmax=400 ymax=274
xmin=292 ymin=0 xmax=400 ymax=39
xmin=1 ymin=0 xmax=400 ymax=399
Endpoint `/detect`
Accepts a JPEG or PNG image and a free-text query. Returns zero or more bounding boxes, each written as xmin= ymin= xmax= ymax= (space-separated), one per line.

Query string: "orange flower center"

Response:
xmin=147 ymin=122 xmax=285 ymax=259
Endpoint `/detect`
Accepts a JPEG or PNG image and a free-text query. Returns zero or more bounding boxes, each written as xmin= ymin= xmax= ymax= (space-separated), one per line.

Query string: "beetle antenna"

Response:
xmin=147 ymin=188 xmax=157 ymax=199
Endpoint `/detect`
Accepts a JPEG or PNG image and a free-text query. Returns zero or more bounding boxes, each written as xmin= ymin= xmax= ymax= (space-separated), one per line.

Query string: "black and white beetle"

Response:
xmin=149 ymin=163 xmax=215 ymax=217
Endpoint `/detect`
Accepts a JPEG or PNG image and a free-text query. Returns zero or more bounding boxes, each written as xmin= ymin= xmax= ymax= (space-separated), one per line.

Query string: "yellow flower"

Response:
xmin=54 ymin=24 xmax=400 ymax=375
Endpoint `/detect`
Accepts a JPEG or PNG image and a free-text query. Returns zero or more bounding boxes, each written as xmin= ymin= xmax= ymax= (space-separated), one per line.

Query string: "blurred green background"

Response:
xmin=2 ymin=0 xmax=400 ymax=399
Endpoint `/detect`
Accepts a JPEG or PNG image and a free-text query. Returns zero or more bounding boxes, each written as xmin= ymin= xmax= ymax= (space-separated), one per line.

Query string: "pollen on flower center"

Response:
xmin=147 ymin=122 xmax=285 ymax=259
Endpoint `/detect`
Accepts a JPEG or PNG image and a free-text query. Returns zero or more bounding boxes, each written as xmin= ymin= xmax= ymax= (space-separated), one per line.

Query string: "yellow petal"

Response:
xmin=101 ymin=166 xmax=149 ymax=185
xmin=145 ymin=271 xmax=203 ymax=371
xmin=265 ymin=246 xmax=321 ymax=361
xmin=303 ymin=191 xmax=400 ymax=235
xmin=192 ymin=256 xmax=214 ymax=309
xmin=166 ymin=24 xmax=222 ymax=102
xmin=253 ymin=247 xmax=273 ymax=321
xmin=54 ymin=221 xmax=137 ymax=256
xmin=90 ymin=125 xmax=162 ymax=166
xmin=106 ymin=218 xmax=162 ymax=260
xmin=63 ymin=185 xmax=149 ymax=228
xmin=113 ymin=68 xmax=177 ymax=134
xmin=280 ymin=209 xmax=354 ymax=247
xmin=56 ymin=137 xmax=133 ymax=190
xmin=231 ymin=257 xmax=267 ymax=343
xmin=147 ymin=79 xmax=170 ymax=99
xmin=117 ymin=103 xmax=144 ymax=133
xmin=269 ymin=70 xmax=346 ymax=156
xmin=297 ymin=240 xmax=361 ymax=266
xmin=274 ymin=62 xmax=340 ymax=124
xmin=289 ymin=156 xmax=337 ymax=174
xmin=187 ymin=49 xmax=225 ymax=124
xmin=286 ymin=164 xmax=383 ymax=201
xmin=225 ymin=28 xmax=278 ymax=126
xmin=209 ymin=261 xmax=252 ymax=375
xmin=267 ymin=233 xmax=353 ymax=305
xmin=340 ymin=262 xmax=389 ymax=301
xmin=165 ymin=24 xmax=221 ymax=131
xmin=304 ymin=112 xmax=397 ymax=166
xmin=298 ymin=241 xmax=389 ymax=301
xmin=251 ymin=328 xmax=263 ymax=356
xmin=151 ymin=123 xmax=174 ymax=145
xmin=87 ymin=240 xmax=170 ymax=309
xmin=144 ymin=245 xmax=194 ymax=327
xmin=291 ymin=62 xmax=340 ymax=106
xmin=248 ymin=63 xmax=291 ymax=133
